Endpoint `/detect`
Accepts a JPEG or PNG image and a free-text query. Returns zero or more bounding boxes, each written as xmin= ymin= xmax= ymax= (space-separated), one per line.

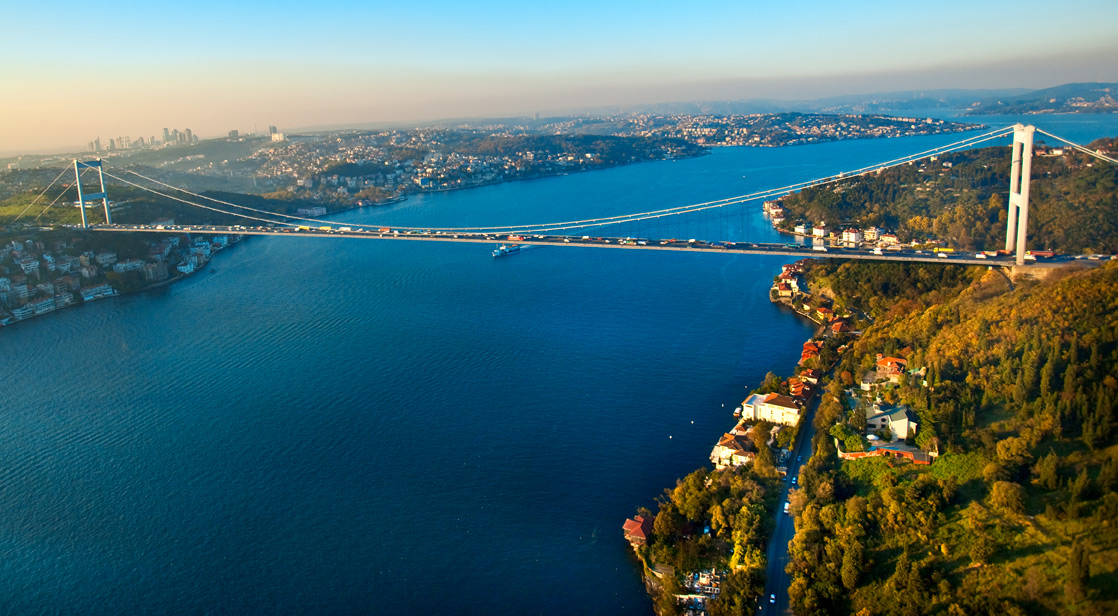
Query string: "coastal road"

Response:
xmin=758 ymin=393 xmax=821 ymax=615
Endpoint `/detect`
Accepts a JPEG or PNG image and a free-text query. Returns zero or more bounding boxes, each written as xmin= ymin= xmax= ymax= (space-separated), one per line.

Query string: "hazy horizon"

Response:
xmin=3 ymin=0 xmax=1118 ymax=156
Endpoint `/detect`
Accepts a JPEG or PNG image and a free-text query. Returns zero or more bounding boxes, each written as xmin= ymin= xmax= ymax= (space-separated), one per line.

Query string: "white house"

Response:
xmin=865 ymin=403 xmax=919 ymax=440
xmin=741 ymin=392 xmax=801 ymax=426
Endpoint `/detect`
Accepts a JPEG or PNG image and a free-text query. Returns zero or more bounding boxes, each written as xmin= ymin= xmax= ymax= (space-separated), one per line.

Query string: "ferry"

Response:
xmin=492 ymin=244 xmax=521 ymax=258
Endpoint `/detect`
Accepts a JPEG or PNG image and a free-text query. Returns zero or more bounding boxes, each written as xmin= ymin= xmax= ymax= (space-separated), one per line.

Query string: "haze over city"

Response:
xmin=3 ymin=0 xmax=1118 ymax=154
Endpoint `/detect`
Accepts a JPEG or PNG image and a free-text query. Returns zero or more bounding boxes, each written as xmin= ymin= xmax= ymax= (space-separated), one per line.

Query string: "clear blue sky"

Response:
xmin=3 ymin=0 xmax=1117 ymax=152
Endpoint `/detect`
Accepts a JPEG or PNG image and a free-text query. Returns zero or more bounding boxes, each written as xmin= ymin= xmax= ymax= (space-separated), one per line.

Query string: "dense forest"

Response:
xmin=777 ymin=137 xmax=1118 ymax=253
xmin=785 ymin=261 xmax=1118 ymax=615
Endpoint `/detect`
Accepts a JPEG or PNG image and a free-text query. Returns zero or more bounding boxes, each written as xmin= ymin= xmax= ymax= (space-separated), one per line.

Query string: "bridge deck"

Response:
xmin=83 ymin=224 xmax=1093 ymax=268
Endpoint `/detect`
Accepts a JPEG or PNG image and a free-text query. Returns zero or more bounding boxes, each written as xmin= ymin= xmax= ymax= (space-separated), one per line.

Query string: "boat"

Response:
xmin=492 ymin=244 xmax=521 ymax=258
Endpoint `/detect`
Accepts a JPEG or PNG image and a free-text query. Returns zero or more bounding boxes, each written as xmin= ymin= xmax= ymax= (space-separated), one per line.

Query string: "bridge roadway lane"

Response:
xmin=758 ymin=393 xmax=820 ymax=616
xmin=84 ymin=224 xmax=1088 ymax=268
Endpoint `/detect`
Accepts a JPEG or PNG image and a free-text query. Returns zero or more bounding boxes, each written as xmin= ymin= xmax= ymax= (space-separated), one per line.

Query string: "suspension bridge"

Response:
xmin=21 ymin=124 xmax=1118 ymax=268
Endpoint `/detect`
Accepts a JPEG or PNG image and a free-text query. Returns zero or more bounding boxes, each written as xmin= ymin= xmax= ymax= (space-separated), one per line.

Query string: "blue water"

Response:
xmin=3 ymin=116 xmax=1117 ymax=614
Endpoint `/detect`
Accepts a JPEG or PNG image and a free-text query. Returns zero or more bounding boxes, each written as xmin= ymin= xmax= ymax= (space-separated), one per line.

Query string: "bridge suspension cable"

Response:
xmin=1034 ymin=129 xmax=1118 ymax=166
xmin=98 ymin=124 xmax=1015 ymax=234
xmin=430 ymin=124 xmax=1017 ymax=235
xmin=101 ymin=170 xmax=313 ymax=227
xmin=31 ymin=168 xmax=92 ymax=222
xmin=14 ymin=166 xmax=71 ymax=221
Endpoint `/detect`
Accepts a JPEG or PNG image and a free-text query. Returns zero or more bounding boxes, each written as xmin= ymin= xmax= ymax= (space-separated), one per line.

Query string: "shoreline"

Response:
xmin=629 ymin=259 xmax=837 ymax=614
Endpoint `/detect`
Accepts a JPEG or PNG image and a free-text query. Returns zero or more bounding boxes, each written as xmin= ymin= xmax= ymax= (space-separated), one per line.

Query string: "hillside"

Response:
xmin=964 ymin=83 xmax=1118 ymax=115
xmin=776 ymin=137 xmax=1118 ymax=254
xmin=786 ymin=261 xmax=1118 ymax=616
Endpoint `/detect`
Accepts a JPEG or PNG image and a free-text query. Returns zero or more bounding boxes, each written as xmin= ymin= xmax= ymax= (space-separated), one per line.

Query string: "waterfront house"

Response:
xmin=10 ymin=304 xmax=33 ymax=320
xmin=794 ymin=223 xmax=808 ymax=235
xmin=841 ymin=228 xmax=864 ymax=243
xmin=799 ymin=368 xmax=822 ymax=384
xmin=812 ymin=224 xmax=828 ymax=238
xmin=801 ymin=341 xmax=821 ymax=363
xmin=622 ymin=515 xmax=654 ymax=547
xmin=710 ymin=433 xmax=756 ymax=469
xmin=787 ymin=377 xmax=813 ymax=402
xmin=741 ymin=393 xmax=801 ymax=426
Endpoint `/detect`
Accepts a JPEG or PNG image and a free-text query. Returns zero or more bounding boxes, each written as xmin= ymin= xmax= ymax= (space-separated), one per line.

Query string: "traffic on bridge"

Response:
xmin=82 ymin=222 xmax=1105 ymax=268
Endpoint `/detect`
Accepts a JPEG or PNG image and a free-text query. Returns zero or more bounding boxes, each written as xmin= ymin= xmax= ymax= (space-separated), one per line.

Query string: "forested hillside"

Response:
xmin=787 ymin=261 xmax=1118 ymax=615
xmin=777 ymin=138 xmax=1118 ymax=253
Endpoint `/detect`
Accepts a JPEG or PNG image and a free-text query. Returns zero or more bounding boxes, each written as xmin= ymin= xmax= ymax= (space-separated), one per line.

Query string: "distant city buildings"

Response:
xmin=86 ymin=124 xmax=259 ymax=153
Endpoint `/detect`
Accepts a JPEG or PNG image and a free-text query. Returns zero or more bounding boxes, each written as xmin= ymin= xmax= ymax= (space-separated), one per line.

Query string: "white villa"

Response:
xmin=741 ymin=392 xmax=801 ymax=426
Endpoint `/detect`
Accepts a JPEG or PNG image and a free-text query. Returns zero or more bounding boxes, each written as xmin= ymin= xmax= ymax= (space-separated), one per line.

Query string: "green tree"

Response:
xmin=988 ymin=481 xmax=1025 ymax=516
xmin=1034 ymin=449 xmax=1060 ymax=490
xmin=841 ymin=540 xmax=863 ymax=590
xmin=970 ymin=532 xmax=994 ymax=565
xmin=1065 ymin=540 xmax=1090 ymax=602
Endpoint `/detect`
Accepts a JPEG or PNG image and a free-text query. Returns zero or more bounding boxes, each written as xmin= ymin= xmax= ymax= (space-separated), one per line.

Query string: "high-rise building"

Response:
xmin=268 ymin=125 xmax=278 ymax=135
xmin=162 ymin=127 xmax=170 ymax=143
xmin=184 ymin=128 xmax=193 ymax=144
xmin=94 ymin=137 xmax=101 ymax=151
xmin=228 ymin=129 xmax=239 ymax=139
xmin=88 ymin=141 xmax=95 ymax=153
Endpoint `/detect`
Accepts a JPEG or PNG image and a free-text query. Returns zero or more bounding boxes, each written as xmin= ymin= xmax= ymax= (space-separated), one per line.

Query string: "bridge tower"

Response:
xmin=73 ymin=159 xmax=111 ymax=228
xmin=1004 ymin=124 xmax=1035 ymax=266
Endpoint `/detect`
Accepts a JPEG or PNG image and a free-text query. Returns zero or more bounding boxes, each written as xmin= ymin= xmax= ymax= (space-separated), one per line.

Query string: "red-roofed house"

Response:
xmin=876 ymin=354 xmax=908 ymax=383
xmin=831 ymin=320 xmax=852 ymax=334
xmin=799 ymin=368 xmax=822 ymax=384
xmin=710 ymin=433 xmax=756 ymax=469
xmin=801 ymin=341 xmax=821 ymax=363
xmin=623 ymin=515 xmax=654 ymax=546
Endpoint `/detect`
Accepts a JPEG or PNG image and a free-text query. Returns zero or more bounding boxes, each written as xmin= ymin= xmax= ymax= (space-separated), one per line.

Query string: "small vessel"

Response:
xmin=492 ymin=244 xmax=521 ymax=258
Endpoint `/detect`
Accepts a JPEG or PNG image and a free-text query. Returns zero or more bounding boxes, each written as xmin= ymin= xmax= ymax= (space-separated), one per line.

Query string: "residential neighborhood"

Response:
xmin=0 ymin=226 xmax=238 ymax=326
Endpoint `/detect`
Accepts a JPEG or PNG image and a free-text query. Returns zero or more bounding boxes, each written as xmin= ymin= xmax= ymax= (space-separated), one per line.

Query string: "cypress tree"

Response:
xmin=1065 ymin=540 xmax=1090 ymax=602
xmin=1040 ymin=342 xmax=1059 ymax=398
xmin=1064 ymin=337 xmax=1080 ymax=395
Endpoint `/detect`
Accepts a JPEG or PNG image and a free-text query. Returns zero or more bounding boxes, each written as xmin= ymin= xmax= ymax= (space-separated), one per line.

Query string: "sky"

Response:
xmin=3 ymin=0 xmax=1118 ymax=154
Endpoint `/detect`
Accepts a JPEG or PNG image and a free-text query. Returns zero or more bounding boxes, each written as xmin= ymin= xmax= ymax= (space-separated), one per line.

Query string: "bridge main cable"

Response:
xmin=100 ymin=125 xmax=1015 ymax=233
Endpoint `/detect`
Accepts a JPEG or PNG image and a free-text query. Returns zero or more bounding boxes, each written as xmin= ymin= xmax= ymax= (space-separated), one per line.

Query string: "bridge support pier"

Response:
xmin=73 ymin=159 xmax=110 ymax=229
xmin=1005 ymin=124 xmax=1034 ymax=266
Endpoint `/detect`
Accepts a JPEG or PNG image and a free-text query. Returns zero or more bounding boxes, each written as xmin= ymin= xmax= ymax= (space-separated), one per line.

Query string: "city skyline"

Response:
xmin=3 ymin=0 xmax=1118 ymax=154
